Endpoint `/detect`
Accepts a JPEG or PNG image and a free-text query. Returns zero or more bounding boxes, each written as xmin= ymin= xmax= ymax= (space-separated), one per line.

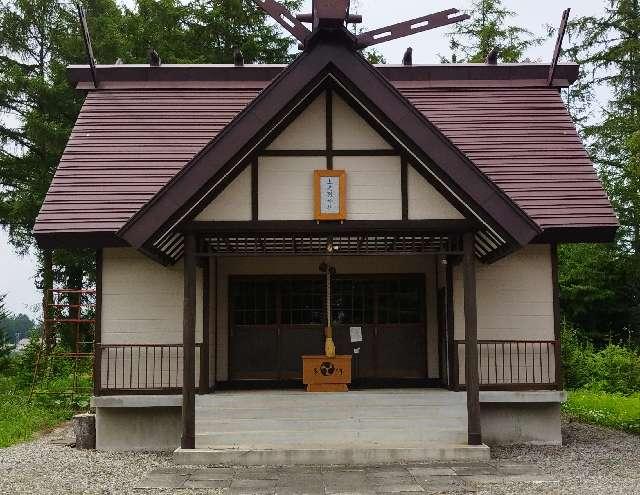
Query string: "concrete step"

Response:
xmin=174 ymin=444 xmax=491 ymax=466
xmin=196 ymin=417 xmax=466 ymax=432
xmin=195 ymin=411 xmax=467 ymax=423
xmin=195 ymin=404 xmax=467 ymax=417
xmin=195 ymin=427 xmax=468 ymax=448
xmin=196 ymin=392 xmax=466 ymax=408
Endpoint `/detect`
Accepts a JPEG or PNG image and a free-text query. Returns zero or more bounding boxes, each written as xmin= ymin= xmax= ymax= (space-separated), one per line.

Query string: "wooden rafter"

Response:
xmin=357 ymin=9 xmax=470 ymax=48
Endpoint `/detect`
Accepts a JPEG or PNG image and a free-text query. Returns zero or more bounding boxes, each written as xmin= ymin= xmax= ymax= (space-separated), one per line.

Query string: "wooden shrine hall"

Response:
xmin=33 ymin=0 xmax=617 ymax=463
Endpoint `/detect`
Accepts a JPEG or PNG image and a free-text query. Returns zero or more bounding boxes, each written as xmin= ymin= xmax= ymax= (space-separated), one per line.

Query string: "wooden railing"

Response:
xmin=453 ymin=340 xmax=560 ymax=390
xmin=95 ymin=343 xmax=202 ymax=395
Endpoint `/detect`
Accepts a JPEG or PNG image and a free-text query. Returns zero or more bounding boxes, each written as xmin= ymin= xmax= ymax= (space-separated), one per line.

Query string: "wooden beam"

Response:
xmin=326 ymin=89 xmax=333 ymax=170
xmin=551 ymin=243 xmax=563 ymax=389
xmin=445 ymin=256 xmax=456 ymax=389
xmin=251 ymin=159 xmax=259 ymax=222
xmin=93 ymin=249 xmax=103 ymax=396
xmin=181 ymin=233 xmax=197 ymax=449
xmin=212 ymin=257 xmax=218 ymax=391
xmin=356 ymin=8 xmax=470 ymax=48
xmin=463 ymin=231 xmax=481 ymax=445
xmin=547 ymin=9 xmax=571 ymax=87
xmin=260 ymin=149 xmax=398 ymax=157
xmin=200 ymin=260 xmax=210 ymax=394
xmin=401 ymin=157 xmax=408 ymax=220
xmin=186 ymin=219 xmax=479 ymax=234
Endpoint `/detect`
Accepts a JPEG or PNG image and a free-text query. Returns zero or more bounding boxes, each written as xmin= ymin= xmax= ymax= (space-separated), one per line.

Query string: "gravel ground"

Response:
xmin=489 ymin=419 xmax=640 ymax=495
xmin=0 ymin=419 xmax=638 ymax=494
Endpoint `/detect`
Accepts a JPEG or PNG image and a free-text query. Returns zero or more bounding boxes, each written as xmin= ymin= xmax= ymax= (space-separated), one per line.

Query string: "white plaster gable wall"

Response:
xmin=408 ymin=167 xmax=464 ymax=220
xmin=258 ymin=156 xmax=326 ymax=220
xmin=267 ymin=92 xmax=326 ymax=150
xmin=195 ymin=167 xmax=251 ymax=221
xmin=192 ymin=90 xmax=466 ymax=224
xmin=332 ymin=94 xmax=393 ymax=150
xmin=333 ymin=155 xmax=402 ymax=220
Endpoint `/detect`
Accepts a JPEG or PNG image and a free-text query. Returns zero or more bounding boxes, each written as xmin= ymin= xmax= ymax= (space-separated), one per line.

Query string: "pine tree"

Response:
xmin=444 ymin=0 xmax=546 ymax=63
xmin=0 ymin=0 xmax=298 ymax=327
xmin=560 ymin=1 xmax=640 ymax=345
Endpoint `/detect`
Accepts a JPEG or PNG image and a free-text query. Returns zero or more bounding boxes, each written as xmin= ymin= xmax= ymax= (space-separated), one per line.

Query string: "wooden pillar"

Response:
xmin=182 ymin=233 xmax=197 ymax=449
xmin=199 ymin=259 xmax=210 ymax=395
xmin=445 ymin=256 xmax=456 ymax=390
xmin=463 ymin=232 xmax=481 ymax=445
xmin=93 ymin=249 xmax=103 ymax=396
xmin=212 ymin=257 xmax=218 ymax=392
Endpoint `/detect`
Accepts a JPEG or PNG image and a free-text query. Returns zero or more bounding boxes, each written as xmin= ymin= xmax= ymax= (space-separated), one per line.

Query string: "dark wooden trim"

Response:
xmin=435 ymin=257 xmax=446 ymax=384
xmin=118 ymin=42 xmax=539 ymax=253
xmin=401 ymin=157 xmax=408 ymax=221
xmin=35 ymin=231 xmax=128 ymax=250
xmin=456 ymin=383 xmax=560 ymax=392
xmin=327 ymin=77 xmax=534 ymax=246
xmin=228 ymin=273 xmax=428 ymax=381
xmin=533 ymin=226 xmax=617 ymax=244
xmin=260 ymin=149 xmax=398 ymax=157
xmin=200 ymin=260 xmax=210 ymax=394
xmin=551 ymin=243 xmax=563 ymax=390
xmin=212 ymin=257 xmax=218 ymax=391
xmin=463 ymin=232 xmax=481 ymax=445
xmin=181 ymin=233 xmax=196 ymax=449
xmin=251 ymin=159 xmax=259 ymax=222
xmin=445 ymin=256 xmax=456 ymax=389
xmin=68 ymin=63 xmax=580 ymax=87
xmin=93 ymin=249 xmax=103 ymax=396
xmin=98 ymin=388 xmax=184 ymax=395
xmin=326 ymin=89 xmax=333 ymax=170
xmin=186 ymin=219 xmax=478 ymax=234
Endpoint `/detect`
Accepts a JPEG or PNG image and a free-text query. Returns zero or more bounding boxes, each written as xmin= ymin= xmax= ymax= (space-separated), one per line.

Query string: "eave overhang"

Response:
xmin=67 ymin=62 xmax=580 ymax=90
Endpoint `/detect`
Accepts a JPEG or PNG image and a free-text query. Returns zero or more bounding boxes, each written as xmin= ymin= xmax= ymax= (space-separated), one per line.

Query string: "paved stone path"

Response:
xmin=135 ymin=462 xmax=557 ymax=494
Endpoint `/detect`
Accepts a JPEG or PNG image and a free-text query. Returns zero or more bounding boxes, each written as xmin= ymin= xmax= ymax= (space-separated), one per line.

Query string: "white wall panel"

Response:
xmin=258 ymin=156 xmax=326 ymax=220
xmin=408 ymin=167 xmax=464 ymax=220
xmin=453 ymin=245 xmax=554 ymax=341
xmin=195 ymin=167 xmax=251 ymax=221
xmin=267 ymin=92 xmax=326 ymax=150
xmin=332 ymin=94 xmax=393 ymax=150
xmin=333 ymin=156 xmax=402 ymax=220
xmin=102 ymin=248 xmax=202 ymax=344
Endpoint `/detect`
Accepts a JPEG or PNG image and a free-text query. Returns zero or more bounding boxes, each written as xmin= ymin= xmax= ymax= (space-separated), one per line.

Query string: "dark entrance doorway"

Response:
xmin=229 ymin=275 xmax=427 ymax=382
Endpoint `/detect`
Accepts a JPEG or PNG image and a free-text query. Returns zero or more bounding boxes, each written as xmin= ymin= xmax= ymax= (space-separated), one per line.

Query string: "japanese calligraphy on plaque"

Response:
xmin=314 ymin=170 xmax=346 ymax=221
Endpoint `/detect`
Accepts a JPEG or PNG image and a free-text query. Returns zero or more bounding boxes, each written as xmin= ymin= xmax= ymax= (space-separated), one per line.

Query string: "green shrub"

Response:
xmin=561 ymin=325 xmax=640 ymax=395
xmin=590 ymin=345 xmax=640 ymax=395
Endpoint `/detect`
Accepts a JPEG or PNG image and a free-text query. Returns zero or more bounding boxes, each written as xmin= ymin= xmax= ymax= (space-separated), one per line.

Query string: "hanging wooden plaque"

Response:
xmin=314 ymin=170 xmax=346 ymax=221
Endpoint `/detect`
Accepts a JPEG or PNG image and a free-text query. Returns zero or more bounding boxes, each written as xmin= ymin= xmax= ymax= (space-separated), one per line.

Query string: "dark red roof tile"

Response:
xmin=34 ymin=70 xmax=617 ymax=237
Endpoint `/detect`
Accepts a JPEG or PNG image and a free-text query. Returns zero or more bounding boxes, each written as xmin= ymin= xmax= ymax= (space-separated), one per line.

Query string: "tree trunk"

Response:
xmin=41 ymin=249 xmax=54 ymax=351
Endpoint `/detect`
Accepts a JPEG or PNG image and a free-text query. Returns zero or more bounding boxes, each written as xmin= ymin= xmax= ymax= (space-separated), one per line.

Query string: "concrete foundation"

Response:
xmin=91 ymin=390 xmax=566 ymax=453
xmin=93 ymin=396 xmax=181 ymax=451
xmin=481 ymin=402 xmax=562 ymax=446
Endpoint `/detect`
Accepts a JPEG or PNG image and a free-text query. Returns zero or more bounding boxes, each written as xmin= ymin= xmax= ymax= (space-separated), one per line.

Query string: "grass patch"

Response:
xmin=562 ymin=390 xmax=640 ymax=434
xmin=0 ymin=375 xmax=87 ymax=448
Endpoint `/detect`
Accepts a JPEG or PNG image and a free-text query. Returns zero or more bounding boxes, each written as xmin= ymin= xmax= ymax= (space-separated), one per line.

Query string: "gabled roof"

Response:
xmin=115 ymin=35 xmax=543 ymax=259
xmin=34 ymin=35 xmax=618 ymax=254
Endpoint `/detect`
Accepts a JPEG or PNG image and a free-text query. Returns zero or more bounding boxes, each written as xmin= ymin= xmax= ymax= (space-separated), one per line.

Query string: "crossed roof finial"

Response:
xmin=252 ymin=0 xmax=469 ymax=49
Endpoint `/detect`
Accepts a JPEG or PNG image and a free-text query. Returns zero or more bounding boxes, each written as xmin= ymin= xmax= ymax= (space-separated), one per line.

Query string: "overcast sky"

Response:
xmin=0 ymin=0 xmax=606 ymax=319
